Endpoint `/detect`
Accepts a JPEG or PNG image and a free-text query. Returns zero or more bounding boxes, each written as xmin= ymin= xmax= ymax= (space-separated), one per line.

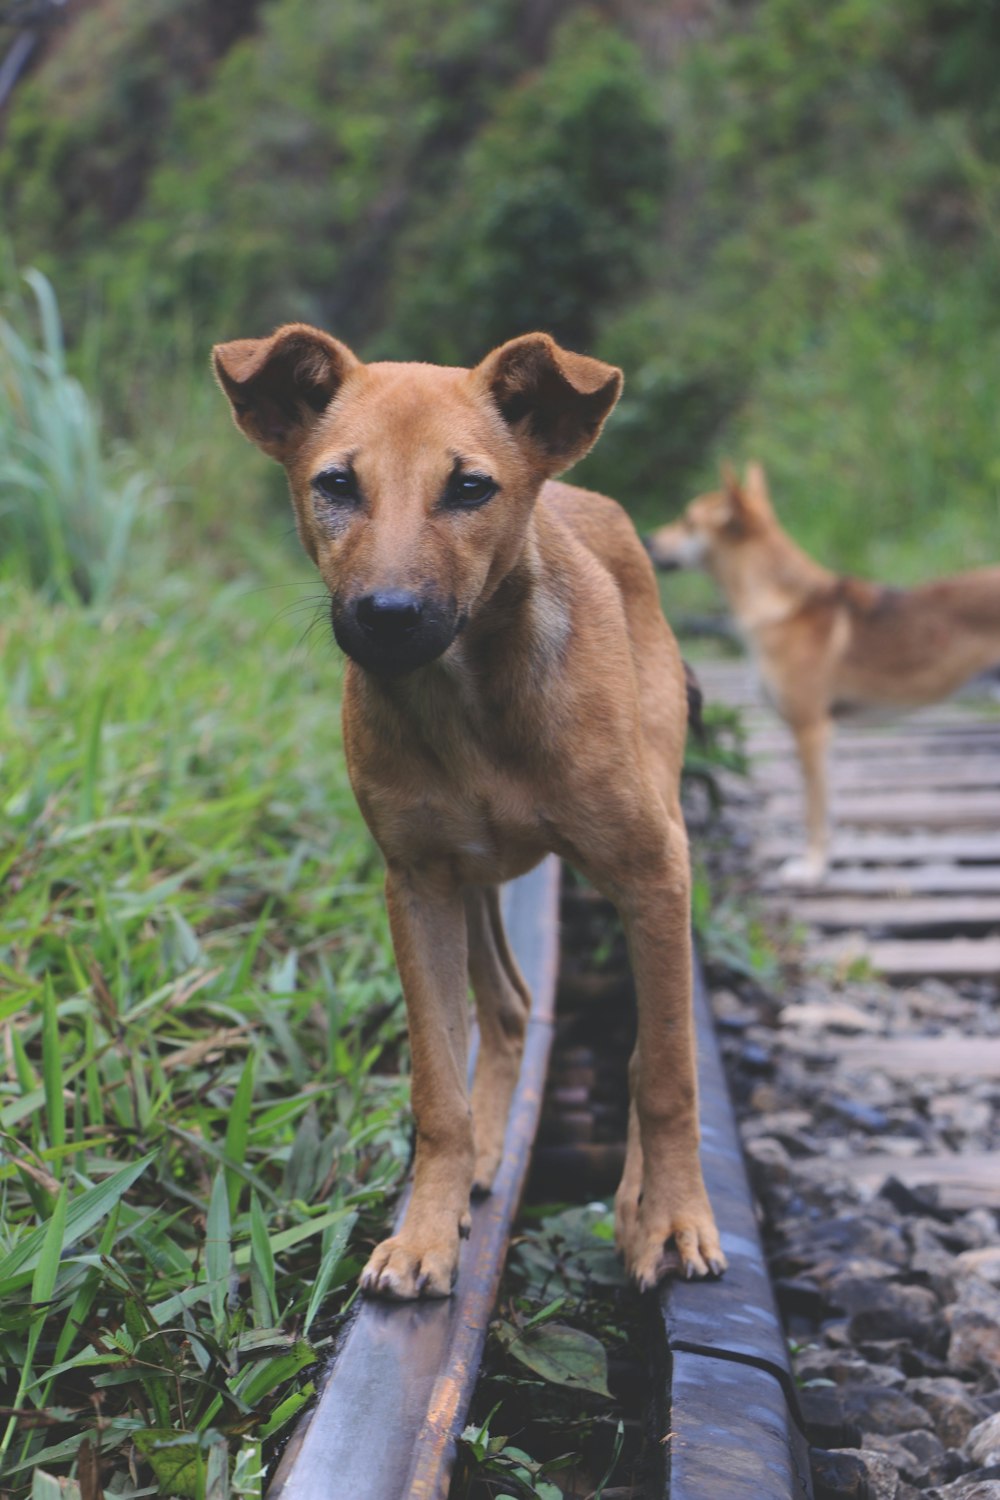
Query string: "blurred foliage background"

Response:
xmin=3 ymin=0 xmax=1000 ymax=583
xmin=2 ymin=1 xmax=1000 ymax=1492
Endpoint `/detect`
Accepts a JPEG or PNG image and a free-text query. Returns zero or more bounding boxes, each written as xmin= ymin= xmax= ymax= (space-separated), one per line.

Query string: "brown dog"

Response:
xmin=213 ymin=324 xmax=724 ymax=1298
xmin=647 ymin=463 xmax=1000 ymax=883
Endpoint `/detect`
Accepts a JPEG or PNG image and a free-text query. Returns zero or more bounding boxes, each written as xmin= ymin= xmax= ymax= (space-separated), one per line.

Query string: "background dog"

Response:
xmin=647 ymin=463 xmax=1000 ymax=883
xmin=214 ymin=324 xmax=725 ymax=1298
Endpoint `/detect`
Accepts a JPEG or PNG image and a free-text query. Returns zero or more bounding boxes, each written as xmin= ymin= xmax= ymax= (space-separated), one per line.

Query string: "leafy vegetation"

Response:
xmin=0 ymin=552 xmax=414 ymax=1490
xmin=6 ymin=0 xmax=1000 ymax=578
xmin=685 ymin=705 xmax=781 ymax=987
xmin=583 ymin=0 xmax=1000 ymax=573
xmin=385 ymin=10 xmax=667 ymax=362
xmin=455 ymin=1206 xmax=634 ymax=1500
xmin=0 ymin=271 xmax=415 ymax=1494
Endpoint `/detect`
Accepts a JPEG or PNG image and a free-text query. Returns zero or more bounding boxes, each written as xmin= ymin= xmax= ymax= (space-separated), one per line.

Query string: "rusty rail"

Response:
xmin=267 ymin=856 xmax=561 ymax=1500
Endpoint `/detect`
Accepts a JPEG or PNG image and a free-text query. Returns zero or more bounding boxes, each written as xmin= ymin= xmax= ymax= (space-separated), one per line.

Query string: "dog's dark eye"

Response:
xmin=444 ymin=472 xmax=497 ymax=509
xmin=313 ymin=468 xmax=358 ymax=504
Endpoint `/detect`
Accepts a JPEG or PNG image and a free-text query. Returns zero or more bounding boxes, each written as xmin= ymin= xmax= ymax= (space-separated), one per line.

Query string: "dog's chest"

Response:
xmin=349 ymin=680 xmax=550 ymax=882
xmin=368 ymin=759 xmax=545 ymax=882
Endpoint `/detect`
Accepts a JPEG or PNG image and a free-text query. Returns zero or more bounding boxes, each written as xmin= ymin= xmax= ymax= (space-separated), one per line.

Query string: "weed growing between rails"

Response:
xmin=682 ymin=700 xmax=783 ymax=990
xmin=454 ymin=1205 xmax=630 ymax=1500
xmin=0 ymin=579 xmax=412 ymax=1495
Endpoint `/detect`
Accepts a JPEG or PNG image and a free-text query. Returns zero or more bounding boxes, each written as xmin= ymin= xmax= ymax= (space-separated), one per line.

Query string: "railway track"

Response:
xmin=267 ymin=658 xmax=999 ymax=1499
xmin=696 ymin=659 xmax=1000 ymax=1500
xmin=697 ymin=659 xmax=1000 ymax=1217
xmin=267 ymin=851 xmax=810 ymax=1499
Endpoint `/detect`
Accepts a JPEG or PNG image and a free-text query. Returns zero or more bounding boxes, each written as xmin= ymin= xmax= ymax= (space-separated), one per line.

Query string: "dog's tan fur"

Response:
xmin=213 ymin=323 xmax=724 ymax=1299
xmin=647 ymin=463 xmax=1000 ymax=882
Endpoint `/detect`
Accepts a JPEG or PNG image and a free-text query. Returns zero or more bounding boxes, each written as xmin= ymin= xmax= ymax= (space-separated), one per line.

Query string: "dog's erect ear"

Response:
xmin=720 ymin=462 xmax=742 ymax=504
xmin=212 ymin=323 xmax=360 ymax=462
xmin=721 ymin=459 xmax=775 ymax=529
xmin=717 ymin=461 xmax=745 ymax=524
xmin=743 ymin=461 xmax=773 ymax=516
xmin=476 ymin=333 xmax=622 ymax=472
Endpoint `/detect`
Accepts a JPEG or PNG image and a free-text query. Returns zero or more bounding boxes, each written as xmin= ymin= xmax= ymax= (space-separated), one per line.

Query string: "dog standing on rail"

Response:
xmin=213 ymin=324 xmax=725 ymax=1298
xmin=647 ymin=463 xmax=1000 ymax=884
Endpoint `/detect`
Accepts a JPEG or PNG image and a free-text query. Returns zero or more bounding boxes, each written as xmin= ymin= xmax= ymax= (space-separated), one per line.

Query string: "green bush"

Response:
xmin=0 ymin=272 xmax=152 ymax=603
xmin=0 ymin=0 xmax=263 ymax=292
xmin=579 ymin=0 xmax=1000 ymax=565
xmin=385 ymin=9 xmax=667 ymax=363
xmin=1 ymin=0 xmax=526 ymax=356
xmin=4 ymin=0 xmax=1000 ymax=575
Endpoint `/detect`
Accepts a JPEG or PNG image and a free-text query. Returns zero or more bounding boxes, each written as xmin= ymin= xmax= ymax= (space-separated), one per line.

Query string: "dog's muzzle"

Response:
xmin=641 ymin=535 xmax=680 ymax=571
xmin=332 ymin=590 xmax=459 ymax=676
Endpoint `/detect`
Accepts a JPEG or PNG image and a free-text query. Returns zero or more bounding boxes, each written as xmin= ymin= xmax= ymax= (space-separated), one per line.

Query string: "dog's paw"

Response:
xmin=471 ymin=1147 xmax=502 ymax=1197
xmin=359 ymin=1232 xmax=459 ymax=1300
xmin=622 ymin=1201 xmax=727 ymax=1291
xmin=613 ymin=1177 xmax=641 ymax=1254
xmin=778 ymin=852 xmax=827 ymax=887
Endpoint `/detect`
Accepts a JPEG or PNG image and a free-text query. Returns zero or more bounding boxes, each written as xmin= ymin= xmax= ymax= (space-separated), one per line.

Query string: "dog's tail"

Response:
xmin=683 ymin=660 xmax=705 ymax=744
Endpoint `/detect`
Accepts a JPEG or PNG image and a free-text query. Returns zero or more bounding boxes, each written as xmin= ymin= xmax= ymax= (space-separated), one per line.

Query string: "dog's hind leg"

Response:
xmin=780 ymin=717 xmax=831 ymax=885
xmin=613 ymin=1046 xmax=643 ymax=1258
xmin=360 ymin=866 xmax=474 ymax=1299
xmin=465 ymin=885 xmax=531 ymax=1194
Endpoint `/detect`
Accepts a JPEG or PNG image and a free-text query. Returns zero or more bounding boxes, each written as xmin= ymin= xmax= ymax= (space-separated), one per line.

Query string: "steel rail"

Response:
xmin=656 ymin=949 xmax=814 ymax=1500
xmin=267 ymin=855 xmax=561 ymax=1500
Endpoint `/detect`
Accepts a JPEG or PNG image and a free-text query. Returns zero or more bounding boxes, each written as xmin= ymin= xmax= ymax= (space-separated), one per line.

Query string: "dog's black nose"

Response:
xmin=355 ymin=591 xmax=424 ymax=644
xmin=334 ymin=590 xmax=459 ymax=676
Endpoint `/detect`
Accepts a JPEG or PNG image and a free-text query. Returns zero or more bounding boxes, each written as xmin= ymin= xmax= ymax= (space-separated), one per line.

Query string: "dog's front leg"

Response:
xmin=613 ymin=826 xmax=725 ymax=1290
xmin=360 ymin=865 xmax=474 ymax=1300
xmin=780 ymin=717 xmax=831 ymax=885
xmin=465 ymin=886 xmax=531 ymax=1193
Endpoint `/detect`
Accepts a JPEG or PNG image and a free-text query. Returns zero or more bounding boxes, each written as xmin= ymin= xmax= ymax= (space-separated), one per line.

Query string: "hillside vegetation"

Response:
xmin=2 ymin=0 xmax=999 ymax=579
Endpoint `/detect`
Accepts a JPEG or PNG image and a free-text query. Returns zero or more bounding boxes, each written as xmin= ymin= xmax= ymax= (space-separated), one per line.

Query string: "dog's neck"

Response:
xmin=712 ymin=519 xmax=833 ymax=634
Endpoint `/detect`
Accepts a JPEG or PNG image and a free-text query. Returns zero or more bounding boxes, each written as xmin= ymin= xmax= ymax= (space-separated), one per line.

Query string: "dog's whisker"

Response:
xmin=236 ymin=579 xmax=320 ymax=603
xmin=273 ymin=595 xmax=331 ymax=622
xmin=294 ymin=605 xmax=335 ymax=655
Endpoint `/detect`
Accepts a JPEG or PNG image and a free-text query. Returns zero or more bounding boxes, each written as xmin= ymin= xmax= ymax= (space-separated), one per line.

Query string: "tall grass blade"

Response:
xmin=0 ymin=1152 xmax=155 ymax=1292
xmin=40 ymin=1204 xmax=121 ymax=1405
xmin=303 ymin=1211 xmax=357 ymax=1335
xmin=205 ymin=1170 xmax=231 ymax=1332
xmin=205 ymin=1436 xmax=230 ymax=1500
xmin=0 ymin=270 xmax=148 ymax=602
xmin=0 ymin=1184 xmax=68 ymax=1462
xmin=41 ymin=975 xmax=66 ymax=1165
xmin=249 ymin=1192 xmax=276 ymax=1327
xmin=12 ymin=1025 xmax=38 ymax=1095
xmin=224 ymin=1049 xmax=256 ymax=1218
xmin=79 ymin=685 xmax=111 ymax=824
xmin=24 ymin=268 xmax=65 ymax=373
xmin=31 ymin=1179 xmax=68 ymax=1311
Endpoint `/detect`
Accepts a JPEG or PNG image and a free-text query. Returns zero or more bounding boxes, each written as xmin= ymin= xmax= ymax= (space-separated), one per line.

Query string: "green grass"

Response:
xmin=0 ymin=572 xmax=412 ymax=1494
